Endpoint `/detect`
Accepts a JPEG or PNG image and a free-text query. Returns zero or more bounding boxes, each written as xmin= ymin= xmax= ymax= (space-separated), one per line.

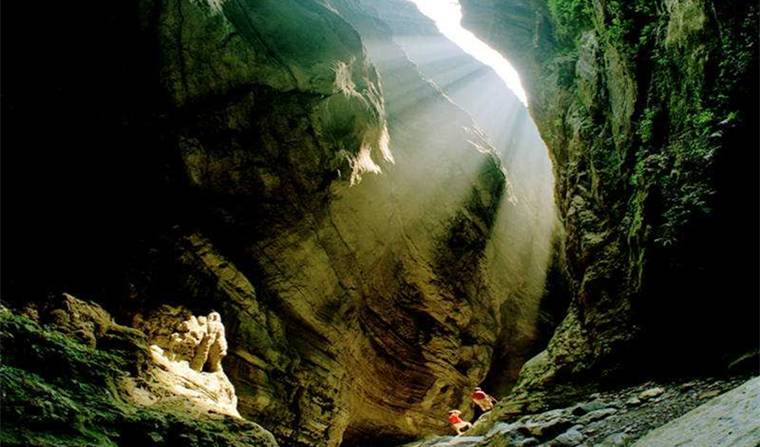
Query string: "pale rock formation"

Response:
xmin=24 ymin=294 xmax=242 ymax=419
xmin=132 ymin=306 xmax=239 ymax=417
xmin=162 ymin=311 xmax=228 ymax=373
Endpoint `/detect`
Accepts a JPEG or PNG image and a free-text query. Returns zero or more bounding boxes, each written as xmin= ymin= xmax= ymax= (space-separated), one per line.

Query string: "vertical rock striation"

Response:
xmin=460 ymin=0 xmax=759 ymax=388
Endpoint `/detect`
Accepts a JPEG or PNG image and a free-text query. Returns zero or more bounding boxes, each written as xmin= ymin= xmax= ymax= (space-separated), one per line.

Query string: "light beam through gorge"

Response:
xmin=408 ymin=0 xmax=528 ymax=105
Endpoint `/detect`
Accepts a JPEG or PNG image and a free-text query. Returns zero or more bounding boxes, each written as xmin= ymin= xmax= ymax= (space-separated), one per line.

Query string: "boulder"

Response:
xmin=571 ymin=400 xmax=608 ymax=416
xmin=638 ymin=387 xmax=665 ymax=400
xmin=550 ymin=426 xmax=585 ymax=446
xmin=577 ymin=408 xmax=618 ymax=425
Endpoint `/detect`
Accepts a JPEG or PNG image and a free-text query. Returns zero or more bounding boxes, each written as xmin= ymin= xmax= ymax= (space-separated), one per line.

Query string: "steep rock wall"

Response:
xmin=336 ymin=0 xmax=562 ymax=393
xmin=460 ymin=0 xmax=759 ymax=388
xmin=123 ymin=0 xmax=561 ymax=445
xmin=3 ymin=0 xmax=565 ymax=444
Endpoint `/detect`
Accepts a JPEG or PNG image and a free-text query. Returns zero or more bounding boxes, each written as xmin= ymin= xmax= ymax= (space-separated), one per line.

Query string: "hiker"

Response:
xmin=447 ymin=409 xmax=472 ymax=435
xmin=471 ymin=387 xmax=497 ymax=412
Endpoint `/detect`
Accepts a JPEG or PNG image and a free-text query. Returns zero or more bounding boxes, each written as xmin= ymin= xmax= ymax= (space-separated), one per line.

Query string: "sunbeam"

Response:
xmin=407 ymin=0 xmax=528 ymax=105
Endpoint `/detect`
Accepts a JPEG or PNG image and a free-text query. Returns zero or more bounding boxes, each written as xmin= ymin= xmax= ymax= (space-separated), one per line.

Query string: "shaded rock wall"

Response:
xmin=146 ymin=0 xmax=391 ymax=210
xmin=460 ymin=0 xmax=759 ymax=388
xmin=127 ymin=1 xmax=505 ymax=444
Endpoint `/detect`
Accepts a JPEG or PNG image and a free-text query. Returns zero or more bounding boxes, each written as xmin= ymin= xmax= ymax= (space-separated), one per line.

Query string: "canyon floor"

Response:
xmin=3 ymin=297 xmax=756 ymax=447
xmin=406 ymin=374 xmax=759 ymax=447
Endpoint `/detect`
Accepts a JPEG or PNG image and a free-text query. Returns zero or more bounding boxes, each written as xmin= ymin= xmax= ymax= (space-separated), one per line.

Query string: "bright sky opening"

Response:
xmin=408 ymin=0 xmax=528 ymax=105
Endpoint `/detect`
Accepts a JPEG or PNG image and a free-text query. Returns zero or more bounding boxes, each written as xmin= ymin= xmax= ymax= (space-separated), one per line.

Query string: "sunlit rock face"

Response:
xmin=27 ymin=295 xmax=241 ymax=418
xmin=117 ymin=0 xmax=562 ymax=445
xmin=133 ymin=307 xmax=239 ymax=418
xmin=460 ymin=0 xmax=759 ymax=388
xmin=337 ymin=0 xmax=561 ymax=394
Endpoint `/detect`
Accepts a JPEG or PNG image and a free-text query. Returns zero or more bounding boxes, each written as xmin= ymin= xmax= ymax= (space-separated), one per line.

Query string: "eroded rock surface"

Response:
xmin=132 ymin=306 xmax=239 ymax=417
xmin=135 ymin=307 xmax=229 ymax=373
xmin=633 ymin=376 xmax=760 ymax=447
xmin=21 ymin=292 xmax=130 ymax=349
xmin=332 ymin=0 xmax=562 ymax=394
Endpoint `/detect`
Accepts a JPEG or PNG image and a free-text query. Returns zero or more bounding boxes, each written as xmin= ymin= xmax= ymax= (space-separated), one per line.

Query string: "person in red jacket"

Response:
xmin=471 ymin=387 xmax=497 ymax=412
xmin=447 ymin=409 xmax=472 ymax=435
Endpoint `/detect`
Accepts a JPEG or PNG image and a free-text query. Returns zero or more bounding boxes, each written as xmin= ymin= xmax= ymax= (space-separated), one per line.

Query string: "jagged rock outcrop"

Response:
xmin=1 ymin=295 xmax=277 ymax=447
xmin=135 ymin=308 xmax=229 ymax=373
xmin=460 ymin=0 xmax=758 ymax=389
xmin=20 ymin=292 xmax=130 ymax=349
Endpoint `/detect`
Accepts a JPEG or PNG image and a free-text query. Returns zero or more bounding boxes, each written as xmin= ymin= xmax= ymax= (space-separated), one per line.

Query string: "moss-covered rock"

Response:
xmin=0 ymin=305 xmax=277 ymax=447
xmin=461 ymin=0 xmax=759 ymax=389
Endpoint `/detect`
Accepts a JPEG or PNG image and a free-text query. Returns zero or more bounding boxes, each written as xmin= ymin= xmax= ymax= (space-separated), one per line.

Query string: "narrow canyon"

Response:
xmin=1 ymin=0 xmax=757 ymax=446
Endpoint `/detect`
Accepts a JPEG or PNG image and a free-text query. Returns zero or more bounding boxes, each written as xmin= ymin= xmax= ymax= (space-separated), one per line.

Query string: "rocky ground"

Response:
xmin=3 ymin=293 xmax=756 ymax=447
xmin=405 ymin=374 xmax=758 ymax=446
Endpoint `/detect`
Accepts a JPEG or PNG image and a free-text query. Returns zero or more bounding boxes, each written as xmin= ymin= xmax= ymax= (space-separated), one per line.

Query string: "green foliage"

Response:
xmin=604 ymin=1 xmax=630 ymax=45
xmin=636 ymin=107 xmax=657 ymax=145
xmin=548 ymin=0 xmax=593 ymax=45
xmin=692 ymin=109 xmax=714 ymax=128
xmin=602 ymin=0 xmax=662 ymax=59
xmin=629 ymin=151 xmax=667 ymax=189
xmin=656 ymin=183 xmax=713 ymax=247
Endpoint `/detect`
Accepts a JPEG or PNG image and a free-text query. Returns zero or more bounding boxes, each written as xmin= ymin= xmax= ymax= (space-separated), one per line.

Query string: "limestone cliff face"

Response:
xmin=105 ymin=0 xmax=566 ymax=445
xmin=460 ymin=0 xmax=759 ymax=388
